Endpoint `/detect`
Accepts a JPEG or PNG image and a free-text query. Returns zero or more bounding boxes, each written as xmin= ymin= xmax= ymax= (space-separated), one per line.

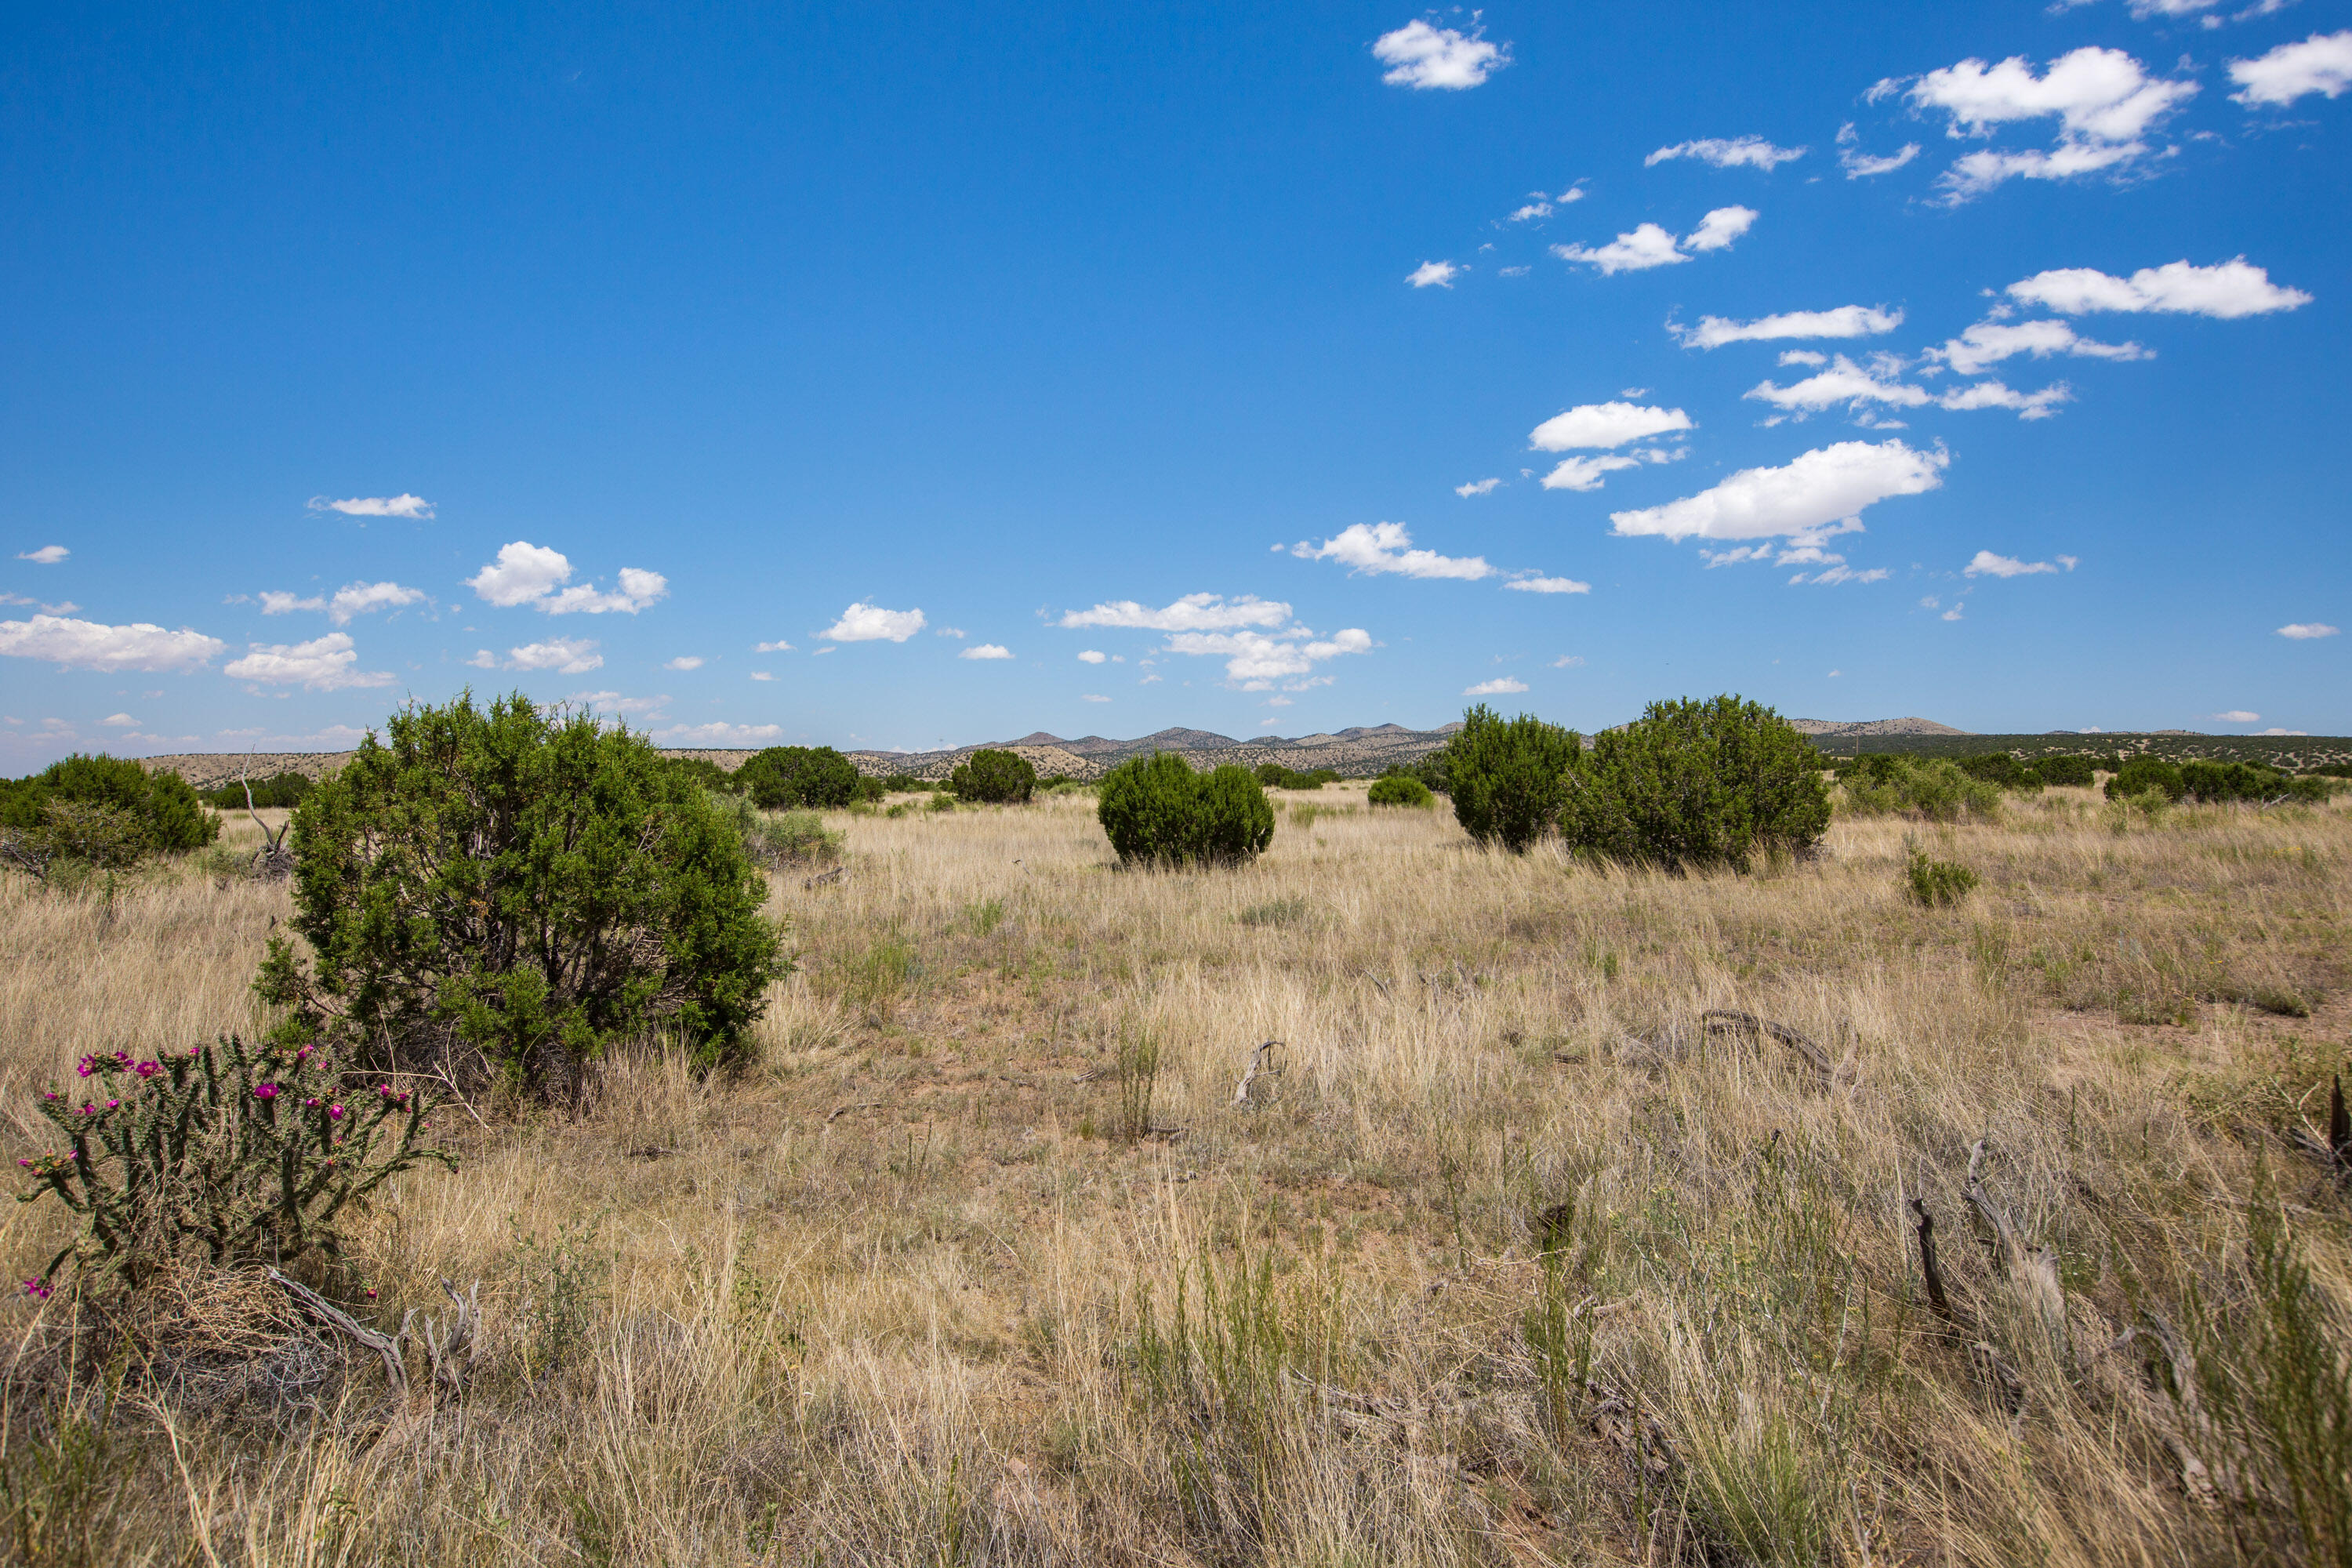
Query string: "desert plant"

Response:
xmin=0 ymin=798 xmax=152 ymax=885
xmin=1237 ymin=896 xmax=1308 ymax=928
xmin=2105 ymin=756 xmax=2187 ymax=803
xmin=1112 ymin=1025 xmax=1161 ymax=1143
xmin=1446 ymin=704 xmax=1581 ymax=854
xmin=14 ymin=1035 xmax=452 ymax=1294
xmin=1957 ymin=751 xmax=2041 ymax=792
xmin=1 ymin=753 xmax=217 ymax=858
xmin=1563 ymin=696 xmax=1828 ymax=871
xmin=199 ymin=771 xmax=315 ymax=811
xmin=755 ymin=809 xmax=843 ymax=865
xmin=950 ymin=748 xmax=1037 ymax=804
xmin=1252 ymin=764 xmax=1338 ymax=790
xmin=254 ymin=693 xmax=786 ymax=1091
xmin=1097 ymin=753 xmax=1274 ymax=867
xmin=2027 ymin=753 xmax=2098 ymax=788
xmin=1367 ymin=774 xmax=1433 ymax=808
xmin=1838 ymin=756 xmax=2002 ymax=822
xmin=661 ymin=756 xmax=744 ymax=797
xmin=737 ymin=745 xmax=862 ymax=810
xmin=1903 ymin=846 xmax=1978 ymax=906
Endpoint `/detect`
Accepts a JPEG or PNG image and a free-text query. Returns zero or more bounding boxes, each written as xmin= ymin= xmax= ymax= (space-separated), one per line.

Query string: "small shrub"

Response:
xmin=1838 ymin=756 xmax=2002 ymax=822
xmin=660 ymin=757 xmax=743 ymax=797
xmin=1446 ymin=704 xmax=1581 ymax=854
xmin=927 ymin=791 xmax=956 ymax=813
xmin=1237 ymin=896 xmax=1308 ymax=927
xmin=1253 ymin=764 xmax=1339 ymax=790
xmin=200 ymin=771 xmax=314 ymax=811
xmin=1564 ymin=695 xmax=1828 ymax=871
xmin=1112 ymin=1025 xmax=1161 ymax=1143
xmin=1401 ymin=751 xmax=1451 ymax=797
xmin=1367 ymin=774 xmax=1434 ymax=808
xmin=14 ymin=1036 xmax=452 ymax=1294
xmin=950 ymin=748 xmax=1037 ymax=804
xmin=1958 ymin=752 xmax=2040 ymax=792
xmin=737 ymin=745 xmax=862 ymax=809
xmin=881 ymin=773 xmax=928 ymax=793
xmin=752 ymin=808 xmax=842 ymax=866
xmin=0 ymin=754 xmax=218 ymax=872
xmin=256 ymin=693 xmax=786 ymax=1091
xmin=1904 ymin=846 xmax=1979 ymax=906
xmin=855 ymin=774 xmax=888 ymax=804
xmin=1096 ymin=753 xmax=1274 ymax=867
xmin=2027 ymin=754 xmax=2097 ymax=788
xmin=2104 ymin=756 xmax=2186 ymax=803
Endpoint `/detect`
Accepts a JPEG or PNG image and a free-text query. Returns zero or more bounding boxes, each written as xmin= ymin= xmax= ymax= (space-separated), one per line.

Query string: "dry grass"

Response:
xmin=2 ymin=786 xmax=2349 ymax=1564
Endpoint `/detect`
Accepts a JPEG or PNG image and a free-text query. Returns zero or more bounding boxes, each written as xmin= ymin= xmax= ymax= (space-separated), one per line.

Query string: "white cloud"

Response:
xmin=223 ymin=633 xmax=395 ymax=691
xmin=308 ymin=494 xmax=434 ymax=519
xmin=1529 ymin=401 xmax=1693 ymax=450
xmin=1406 ymin=260 xmax=1461 ymax=289
xmin=1966 ymin=550 xmax=2061 ymax=577
xmin=1077 ymin=650 xmax=1108 ymax=664
xmin=959 ymin=644 xmax=1014 ymax=660
xmin=1745 ymin=354 xmax=1932 ymax=414
xmin=654 ymin=721 xmax=784 ymax=745
xmin=1790 ymin=564 xmax=1891 ymax=586
xmin=1909 ymin=47 xmax=2196 ymax=142
xmin=259 ymin=591 xmax=324 ymax=615
xmin=935 ymin=626 xmax=966 ymax=638
xmin=820 ymin=602 xmax=927 ymax=642
xmin=2206 ymin=710 xmax=2260 ymax=723
xmin=1505 ymin=575 xmax=1592 ymax=594
xmin=16 ymin=546 xmax=67 ymax=564
xmin=2254 ymin=727 xmax=2309 ymax=736
xmin=2277 ymin=622 xmax=2339 ymax=639
xmin=1455 ymin=477 xmax=1503 ymax=497
xmin=2005 ymin=258 xmax=2313 ymax=318
xmin=1059 ymin=593 xmax=1293 ymax=632
xmin=1942 ymin=603 xmax=1965 ymax=622
xmin=569 ymin=691 xmax=670 ymax=717
xmin=1932 ymin=318 xmax=2149 ymax=374
xmin=2229 ymin=31 xmax=2352 ymax=106
xmin=1682 ymin=205 xmax=1758 ymax=252
xmin=1291 ymin=521 xmax=1493 ymax=580
xmin=1080 ymin=694 xmax=1111 ymax=702
xmin=1779 ymin=350 xmax=1827 ymax=366
xmin=1507 ymin=200 xmax=1552 ymax=222
xmin=503 ymin=637 xmax=604 ymax=674
xmin=1552 ymin=655 xmax=1584 ymax=668
xmin=1610 ymin=439 xmax=1947 ymax=543
xmin=1936 ymin=379 xmax=2073 ymax=419
xmin=1539 ymin=454 xmax=1646 ymax=492
xmin=754 ymin=639 xmax=795 ymax=652
xmin=664 ymin=655 xmax=705 ymax=670
xmin=543 ymin=567 xmax=667 ymax=615
xmin=467 ymin=542 xmax=574 ymax=607
xmin=0 ymin=614 xmax=225 ymax=673
xmin=1373 ymin=19 xmax=1508 ymax=90
xmin=1164 ymin=626 xmax=1373 ymax=685
xmin=1675 ymin=304 xmax=1903 ymax=350
xmin=1940 ymin=139 xmax=2147 ymax=199
xmin=1836 ymin=124 xmax=1920 ymax=177
xmin=466 ymin=650 xmax=495 ymax=669
xmin=2057 ymin=555 xmax=2079 ymax=571
xmin=749 ymin=671 xmax=773 ymax=681
xmin=1645 ymin=136 xmax=1806 ymax=169
xmin=1464 ymin=677 xmax=1528 ymax=695
xmin=1554 ymin=223 xmax=1686 ymax=274
xmin=99 ymin=713 xmax=137 ymax=727
xmin=260 ymin=580 xmax=430 ymax=624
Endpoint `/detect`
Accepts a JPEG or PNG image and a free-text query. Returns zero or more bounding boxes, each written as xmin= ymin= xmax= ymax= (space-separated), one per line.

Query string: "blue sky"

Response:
xmin=3 ymin=2 xmax=2347 ymax=760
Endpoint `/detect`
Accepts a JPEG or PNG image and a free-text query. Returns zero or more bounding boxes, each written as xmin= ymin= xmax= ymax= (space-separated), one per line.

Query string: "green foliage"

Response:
xmin=510 ymin=1212 xmax=612 ymax=1382
xmin=880 ymin=772 xmax=930 ymax=793
xmin=1237 ymin=896 xmax=1308 ymax=928
xmin=0 ymin=753 xmax=218 ymax=859
xmin=1446 ymin=704 xmax=1581 ymax=854
xmin=1112 ymin=1025 xmax=1161 ymax=1143
xmin=1903 ymin=846 xmax=1979 ymax=906
xmin=1397 ymin=750 xmax=1451 ymax=797
xmin=2105 ymin=756 xmax=2187 ymax=803
xmin=254 ymin=693 xmax=786 ymax=1090
xmin=1956 ymin=751 xmax=2039 ymax=790
xmin=754 ymin=808 xmax=843 ymax=865
xmin=0 ymin=798 xmax=152 ymax=885
xmin=1563 ymin=695 xmax=1830 ymax=872
xmin=1838 ymin=755 xmax=2003 ymax=822
xmin=855 ymin=774 xmax=887 ymax=803
xmin=2026 ymin=753 xmax=2098 ymax=788
xmin=950 ymin=747 xmax=1037 ymax=804
xmin=199 ymin=771 xmax=314 ymax=811
xmin=1096 ymin=753 xmax=1275 ymax=867
xmin=661 ymin=756 xmax=744 ymax=797
xmin=737 ymin=745 xmax=861 ymax=809
xmin=1366 ymin=773 xmax=1433 ymax=808
xmin=2178 ymin=759 xmax=2333 ymax=804
xmin=13 ymin=1035 xmax=452 ymax=1293
xmin=1251 ymin=763 xmax=1338 ymax=790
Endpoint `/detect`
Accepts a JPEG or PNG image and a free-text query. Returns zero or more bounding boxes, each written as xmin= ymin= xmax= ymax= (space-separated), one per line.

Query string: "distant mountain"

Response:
xmin=840 ymin=721 xmax=1458 ymax=781
xmin=1788 ymin=717 xmax=1970 ymax=738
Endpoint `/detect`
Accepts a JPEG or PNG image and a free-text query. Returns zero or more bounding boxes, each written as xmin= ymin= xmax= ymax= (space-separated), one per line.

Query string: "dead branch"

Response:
xmin=1964 ymin=1140 xmax=2067 ymax=1343
xmin=418 ymin=1279 xmax=482 ymax=1399
xmin=267 ymin=1268 xmax=406 ymax=1399
xmin=825 ymin=1102 xmax=881 ymax=1124
xmin=1233 ymin=1040 xmax=1281 ymax=1105
xmin=1910 ymin=1198 xmax=1959 ymax=1324
xmin=802 ymin=866 xmax=846 ymax=891
xmin=1701 ymin=1009 xmax=1835 ymax=1088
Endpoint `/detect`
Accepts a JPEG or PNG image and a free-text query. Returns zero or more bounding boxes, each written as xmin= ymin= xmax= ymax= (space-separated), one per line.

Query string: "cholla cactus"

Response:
xmin=16 ymin=1034 xmax=455 ymax=1295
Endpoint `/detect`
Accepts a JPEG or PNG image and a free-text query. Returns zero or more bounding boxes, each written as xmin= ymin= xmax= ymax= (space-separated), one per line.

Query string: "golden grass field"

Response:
xmin=2 ymin=783 xmax=2348 ymax=1565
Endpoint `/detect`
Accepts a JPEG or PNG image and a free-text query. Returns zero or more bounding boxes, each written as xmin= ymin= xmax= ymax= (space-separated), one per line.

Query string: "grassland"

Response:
xmin=2 ymin=785 xmax=2348 ymax=1565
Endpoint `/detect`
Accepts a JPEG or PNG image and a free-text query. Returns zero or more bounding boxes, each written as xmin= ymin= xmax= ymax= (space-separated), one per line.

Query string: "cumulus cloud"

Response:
xmin=1897 ymin=47 xmax=2196 ymax=199
xmin=1966 ymin=550 xmax=2062 ymax=577
xmin=16 ymin=546 xmax=67 ymax=564
xmin=1059 ymin=593 xmax=1292 ymax=633
xmin=1464 ymin=677 xmax=1528 ymax=695
xmin=1554 ymin=223 xmax=1686 ymax=274
xmin=754 ymin=639 xmax=795 ymax=652
xmin=959 ymin=644 xmax=1014 ymax=660
xmin=2005 ymin=258 xmax=2312 ymax=318
xmin=1937 ymin=380 xmax=2073 ymax=419
xmin=1745 ymin=355 xmax=1933 ymax=415
xmin=2229 ymin=31 xmax=2352 ymax=106
xmin=1406 ymin=260 xmax=1461 ymax=289
xmin=1682 ymin=206 xmax=1758 ymax=252
xmin=1645 ymin=136 xmax=1806 ymax=169
xmin=1504 ymin=575 xmax=1592 ymax=594
xmin=654 ymin=721 xmax=784 ymax=745
xmin=1610 ymin=439 xmax=1947 ymax=543
xmin=1932 ymin=318 xmax=2149 ymax=374
xmin=543 ymin=567 xmax=668 ymax=615
xmin=569 ymin=691 xmax=670 ymax=717
xmin=1290 ymin=522 xmax=1493 ymax=580
xmin=2276 ymin=622 xmax=2339 ymax=639
xmin=1940 ymin=140 xmax=2148 ymax=199
xmin=223 ymin=633 xmax=395 ymax=691
xmin=1675 ymin=304 xmax=1903 ymax=349
xmin=260 ymin=580 xmax=430 ymax=625
xmin=1536 ymin=455 xmax=1641 ymax=492
xmin=1164 ymin=627 xmax=1373 ymax=687
xmin=1077 ymin=650 xmax=1107 ymax=663
xmin=100 ymin=713 xmax=137 ymax=728
xmin=1080 ymin=694 xmax=1111 ymax=702
xmin=1790 ymin=564 xmax=1892 ymax=586
xmin=1373 ymin=19 xmax=1508 ymax=89
xmin=308 ymin=494 xmax=434 ymax=519
xmin=466 ymin=543 xmax=665 ymax=614
xmin=663 ymin=655 xmax=705 ymax=670
xmin=503 ymin=637 xmax=604 ymax=674
xmin=1456 ymin=477 xmax=1503 ymax=497
xmin=0 ymin=615 xmax=225 ymax=673
xmin=820 ymin=602 xmax=927 ymax=642
xmin=1530 ymin=401 xmax=1693 ymax=451
xmin=2206 ymin=710 xmax=2261 ymax=724
xmin=1837 ymin=123 xmax=1920 ymax=177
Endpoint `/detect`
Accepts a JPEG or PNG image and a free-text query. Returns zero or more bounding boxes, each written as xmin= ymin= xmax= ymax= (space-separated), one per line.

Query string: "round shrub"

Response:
xmin=1097 ymin=753 xmax=1274 ymax=866
xmin=1838 ymin=756 xmax=2001 ymax=822
xmin=1563 ymin=695 xmax=1830 ymax=871
xmin=1 ymin=753 xmax=219 ymax=855
xmin=1446 ymin=704 xmax=1581 ymax=853
xmin=255 ymin=693 xmax=787 ymax=1092
xmin=2104 ymin=757 xmax=2186 ymax=803
xmin=951 ymin=747 xmax=1037 ymax=804
xmin=1367 ymin=774 xmax=1434 ymax=808
xmin=2027 ymin=754 xmax=2097 ymax=788
xmin=738 ymin=745 xmax=862 ymax=809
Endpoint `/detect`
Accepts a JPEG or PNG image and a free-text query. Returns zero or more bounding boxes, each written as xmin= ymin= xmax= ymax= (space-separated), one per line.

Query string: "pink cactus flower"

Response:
xmin=253 ymin=1083 xmax=281 ymax=1101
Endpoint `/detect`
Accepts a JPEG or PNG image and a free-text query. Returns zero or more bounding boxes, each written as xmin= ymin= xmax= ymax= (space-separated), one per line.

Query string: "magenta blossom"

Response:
xmin=75 ymin=1057 xmax=96 ymax=1077
xmin=328 ymin=1104 xmax=346 ymax=1120
xmin=135 ymin=1062 xmax=160 ymax=1078
xmin=253 ymin=1083 xmax=281 ymax=1101
xmin=22 ymin=1278 xmax=53 ymax=1301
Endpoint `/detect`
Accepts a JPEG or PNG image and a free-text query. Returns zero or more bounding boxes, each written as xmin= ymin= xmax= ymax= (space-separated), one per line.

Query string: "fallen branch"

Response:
xmin=267 ymin=1268 xmax=407 ymax=1399
xmin=1910 ymin=1198 xmax=1959 ymax=1324
xmin=1964 ymin=1139 xmax=2067 ymax=1344
xmin=1701 ymin=1009 xmax=1834 ymax=1088
xmin=825 ymin=1102 xmax=881 ymax=1125
xmin=1233 ymin=1040 xmax=1281 ymax=1106
xmin=803 ymin=866 xmax=846 ymax=891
